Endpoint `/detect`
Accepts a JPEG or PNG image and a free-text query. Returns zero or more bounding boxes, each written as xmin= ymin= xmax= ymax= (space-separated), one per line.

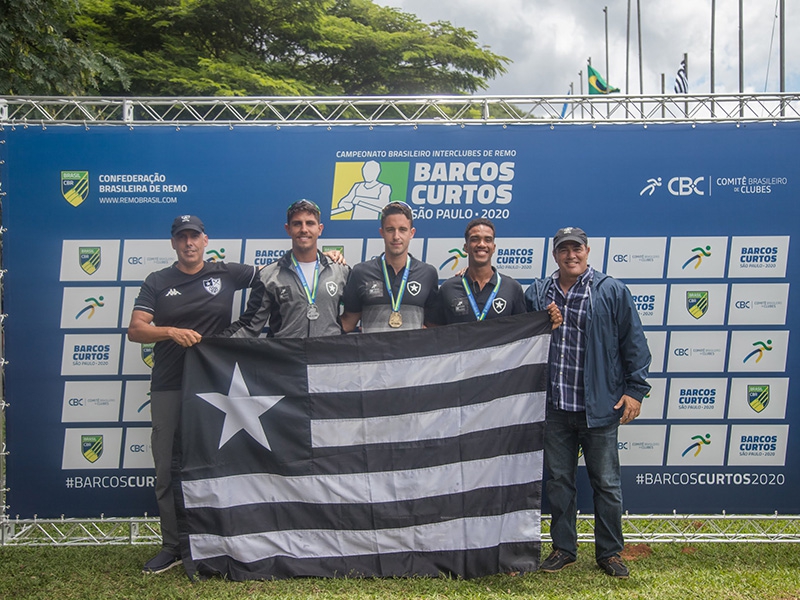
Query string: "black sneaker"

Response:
xmin=597 ymin=555 xmax=629 ymax=578
xmin=142 ymin=550 xmax=182 ymax=574
xmin=540 ymin=548 xmax=576 ymax=573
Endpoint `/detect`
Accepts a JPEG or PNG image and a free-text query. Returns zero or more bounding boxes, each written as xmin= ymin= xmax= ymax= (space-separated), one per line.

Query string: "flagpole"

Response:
xmin=711 ymin=0 xmax=716 ymax=116
xmin=625 ymin=0 xmax=631 ymax=95
xmin=637 ymin=0 xmax=643 ymax=115
xmin=738 ymin=0 xmax=744 ymax=117
xmin=780 ymin=0 xmax=785 ymax=115
xmin=579 ymin=70 xmax=584 ymax=119
xmin=604 ymin=7 xmax=610 ymax=86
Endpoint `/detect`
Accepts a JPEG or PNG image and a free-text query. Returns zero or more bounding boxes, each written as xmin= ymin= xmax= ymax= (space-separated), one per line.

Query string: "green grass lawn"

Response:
xmin=1 ymin=543 xmax=799 ymax=600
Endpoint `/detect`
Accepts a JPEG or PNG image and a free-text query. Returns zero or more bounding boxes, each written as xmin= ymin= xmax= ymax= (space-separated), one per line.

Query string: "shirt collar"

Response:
xmin=551 ymin=265 xmax=593 ymax=285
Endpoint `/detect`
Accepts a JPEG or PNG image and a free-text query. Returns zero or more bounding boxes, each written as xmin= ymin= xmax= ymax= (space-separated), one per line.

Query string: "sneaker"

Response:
xmin=142 ymin=550 xmax=182 ymax=574
xmin=540 ymin=548 xmax=576 ymax=573
xmin=597 ymin=555 xmax=629 ymax=578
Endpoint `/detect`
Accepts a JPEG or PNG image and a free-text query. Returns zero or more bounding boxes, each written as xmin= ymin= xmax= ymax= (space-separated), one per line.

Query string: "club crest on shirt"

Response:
xmin=203 ymin=277 xmax=222 ymax=296
xmin=326 ymin=281 xmax=338 ymax=296
xmin=407 ymin=281 xmax=422 ymax=296
xmin=492 ymin=297 xmax=508 ymax=314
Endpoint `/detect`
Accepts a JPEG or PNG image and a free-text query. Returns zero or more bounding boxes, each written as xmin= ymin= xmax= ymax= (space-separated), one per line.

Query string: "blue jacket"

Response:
xmin=524 ymin=270 xmax=651 ymax=428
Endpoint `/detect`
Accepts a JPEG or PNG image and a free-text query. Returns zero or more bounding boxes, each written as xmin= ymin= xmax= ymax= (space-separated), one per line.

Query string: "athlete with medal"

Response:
xmin=225 ymin=200 xmax=350 ymax=339
xmin=433 ymin=218 xmax=563 ymax=328
xmin=342 ymin=201 xmax=438 ymax=333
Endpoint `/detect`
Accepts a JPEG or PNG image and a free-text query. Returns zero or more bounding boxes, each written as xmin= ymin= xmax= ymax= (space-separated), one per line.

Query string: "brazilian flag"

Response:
xmin=588 ymin=64 xmax=619 ymax=94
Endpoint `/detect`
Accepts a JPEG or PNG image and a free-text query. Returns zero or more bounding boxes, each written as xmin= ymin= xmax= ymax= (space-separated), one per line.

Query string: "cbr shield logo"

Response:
xmin=62 ymin=171 xmax=89 ymax=207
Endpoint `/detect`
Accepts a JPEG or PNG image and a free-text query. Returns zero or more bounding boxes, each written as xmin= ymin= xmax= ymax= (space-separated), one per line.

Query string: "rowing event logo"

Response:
xmin=75 ymin=296 xmax=105 ymax=320
xmin=686 ymin=291 xmax=709 ymax=319
xmin=141 ymin=343 xmax=155 ymax=369
xmin=331 ymin=161 xmax=409 ymax=220
xmin=79 ymin=247 xmax=101 ymax=275
xmin=82 ymin=434 xmax=103 ymax=463
xmin=681 ymin=433 xmax=711 ymax=457
xmin=62 ymin=171 xmax=89 ymax=207
xmin=439 ymin=248 xmax=467 ymax=272
xmin=743 ymin=339 xmax=772 ymax=364
xmin=206 ymin=247 xmax=226 ymax=262
xmin=682 ymin=245 xmax=712 ymax=270
xmin=748 ymin=385 xmax=770 ymax=413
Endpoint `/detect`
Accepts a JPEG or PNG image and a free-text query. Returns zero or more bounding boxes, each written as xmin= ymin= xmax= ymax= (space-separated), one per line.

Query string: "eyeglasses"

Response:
xmin=287 ymin=199 xmax=320 ymax=212
xmin=382 ymin=201 xmax=410 ymax=210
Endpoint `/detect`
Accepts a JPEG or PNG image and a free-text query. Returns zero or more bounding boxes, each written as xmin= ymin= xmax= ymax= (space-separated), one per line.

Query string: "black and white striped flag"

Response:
xmin=175 ymin=311 xmax=550 ymax=580
xmin=674 ymin=58 xmax=688 ymax=94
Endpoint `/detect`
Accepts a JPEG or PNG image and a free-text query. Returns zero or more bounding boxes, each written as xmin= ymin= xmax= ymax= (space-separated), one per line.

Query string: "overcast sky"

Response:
xmin=374 ymin=0 xmax=800 ymax=96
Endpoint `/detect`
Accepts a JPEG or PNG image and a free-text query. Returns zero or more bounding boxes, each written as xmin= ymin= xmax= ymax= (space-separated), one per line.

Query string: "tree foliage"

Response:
xmin=1 ymin=0 xmax=508 ymax=96
xmin=0 ymin=0 xmax=127 ymax=95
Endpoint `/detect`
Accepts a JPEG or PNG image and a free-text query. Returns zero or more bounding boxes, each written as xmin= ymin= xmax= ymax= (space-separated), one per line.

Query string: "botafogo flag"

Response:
xmin=175 ymin=310 xmax=550 ymax=580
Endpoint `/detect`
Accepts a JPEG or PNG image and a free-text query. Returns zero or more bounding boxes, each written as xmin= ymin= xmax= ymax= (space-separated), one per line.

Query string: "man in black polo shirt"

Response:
xmin=433 ymin=218 xmax=563 ymax=327
xmin=434 ymin=218 xmax=527 ymax=324
xmin=127 ymin=215 xmax=258 ymax=574
xmin=341 ymin=201 xmax=438 ymax=333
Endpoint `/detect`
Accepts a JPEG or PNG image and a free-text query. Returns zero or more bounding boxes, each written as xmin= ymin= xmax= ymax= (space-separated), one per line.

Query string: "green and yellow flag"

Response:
xmin=587 ymin=64 xmax=619 ymax=94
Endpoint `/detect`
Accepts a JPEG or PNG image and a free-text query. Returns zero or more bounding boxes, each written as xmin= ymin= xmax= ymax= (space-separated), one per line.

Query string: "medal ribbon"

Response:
xmin=461 ymin=273 xmax=502 ymax=321
xmin=381 ymin=254 xmax=411 ymax=313
xmin=291 ymin=253 xmax=319 ymax=305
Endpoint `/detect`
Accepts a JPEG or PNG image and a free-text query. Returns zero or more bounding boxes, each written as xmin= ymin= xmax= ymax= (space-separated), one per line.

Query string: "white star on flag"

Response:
xmin=196 ymin=362 xmax=283 ymax=451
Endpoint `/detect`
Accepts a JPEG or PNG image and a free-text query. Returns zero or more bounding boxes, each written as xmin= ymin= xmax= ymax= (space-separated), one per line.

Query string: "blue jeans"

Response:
xmin=544 ymin=407 xmax=623 ymax=561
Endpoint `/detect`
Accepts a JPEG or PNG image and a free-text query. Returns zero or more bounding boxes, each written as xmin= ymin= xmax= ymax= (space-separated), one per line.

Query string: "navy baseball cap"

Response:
xmin=171 ymin=215 xmax=205 ymax=236
xmin=553 ymin=226 xmax=588 ymax=248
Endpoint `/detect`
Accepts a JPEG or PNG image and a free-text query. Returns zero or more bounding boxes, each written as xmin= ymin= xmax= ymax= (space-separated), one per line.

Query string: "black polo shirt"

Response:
xmin=433 ymin=268 xmax=526 ymax=325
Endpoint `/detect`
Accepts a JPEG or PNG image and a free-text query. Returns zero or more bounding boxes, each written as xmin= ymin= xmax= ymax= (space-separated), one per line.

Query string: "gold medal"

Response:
xmin=388 ymin=311 xmax=403 ymax=328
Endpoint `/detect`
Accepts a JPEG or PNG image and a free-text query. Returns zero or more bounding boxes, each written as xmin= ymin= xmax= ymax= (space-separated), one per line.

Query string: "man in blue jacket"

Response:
xmin=525 ymin=226 xmax=650 ymax=579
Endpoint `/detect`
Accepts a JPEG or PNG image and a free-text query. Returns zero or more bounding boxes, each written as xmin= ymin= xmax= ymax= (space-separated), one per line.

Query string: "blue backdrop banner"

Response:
xmin=1 ymin=122 xmax=796 ymax=518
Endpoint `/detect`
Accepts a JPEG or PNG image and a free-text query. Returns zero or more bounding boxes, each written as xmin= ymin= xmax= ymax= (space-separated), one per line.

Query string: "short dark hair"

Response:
xmin=380 ymin=201 xmax=413 ymax=226
xmin=286 ymin=199 xmax=321 ymax=224
xmin=464 ymin=218 xmax=495 ymax=241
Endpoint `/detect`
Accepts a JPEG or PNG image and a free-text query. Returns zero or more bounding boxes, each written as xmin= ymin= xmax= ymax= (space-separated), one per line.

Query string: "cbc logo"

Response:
xmin=68 ymin=397 xmax=84 ymax=406
xmin=668 ymin=176 xmax=705 ymax=196
xmin=735 ymin=300 xmax=751 ymax=309
xmin=128 ymin=256 xmax=144 ymax=265
xmin=129 ymin=444 xmax=150 ymax=453
xmin=674 ymin=348 xmax=690 ymax=356
xmin=613 ymin=254 xmax=629 ymax=263
xmin=617 ymin=441 xmax=629 ymax=450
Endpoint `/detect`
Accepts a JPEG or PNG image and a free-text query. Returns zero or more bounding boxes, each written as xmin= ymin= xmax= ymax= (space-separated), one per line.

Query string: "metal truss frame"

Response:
xmin=0 ymin=93 xmax=799 ymax=126
xmin=1 ymin=513 xmax=798 ymax=546
xmin=0 ymin=93 xmax=798 ymax=545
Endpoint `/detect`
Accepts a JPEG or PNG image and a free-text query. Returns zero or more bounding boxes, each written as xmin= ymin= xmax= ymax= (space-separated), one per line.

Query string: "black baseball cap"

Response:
xmin=553 ymin=227 xmax=588 ymax=248
xmin=171 ymin=215 xmax=205 ymax=236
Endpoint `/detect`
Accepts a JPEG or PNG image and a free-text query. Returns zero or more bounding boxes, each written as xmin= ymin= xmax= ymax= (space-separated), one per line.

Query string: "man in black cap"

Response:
xmin=127 ymin=215 xmax=258 ymax=574
xmin=525 ymin=226 xmax=650 ymax=579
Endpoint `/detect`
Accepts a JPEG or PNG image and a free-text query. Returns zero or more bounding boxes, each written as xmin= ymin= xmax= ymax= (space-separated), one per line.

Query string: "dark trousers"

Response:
xmin=150 ymin=389 xmax=182 ymax=554
xmin=544 ymin=407 xmax=624 ymax=561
